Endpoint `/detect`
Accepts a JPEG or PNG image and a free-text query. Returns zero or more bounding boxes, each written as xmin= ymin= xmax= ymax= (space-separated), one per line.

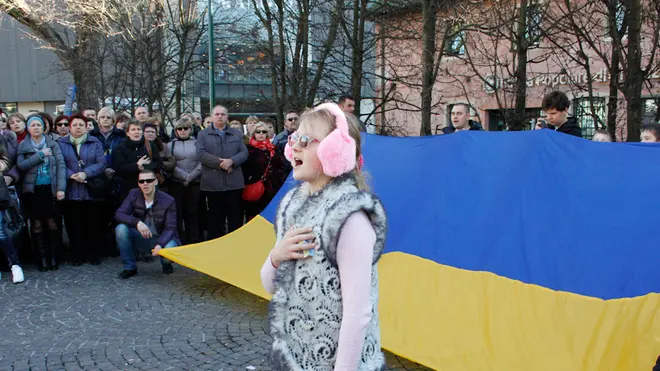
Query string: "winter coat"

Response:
xmin=1 ymin=131 xmax=20 ymax=184
xmin=112 ymin=138 xmax=162 ymax=198
xmin=548 ymin=116 xmax=582 ymax=138
xmin=271 ymin=129 xmax=292 ymax=147
xmin=159 ymin=143 xmax=176 ymax=174
xmin=58 ymin=135 xmax=107 ymax=202
xmin=89 ymin=127 xmax=126 ymax=169
xmin=170 ymin=138 xmax=202 ymax=184
xmin=242 ymin=145 xmax=287 ymax=204
xmin=0 ymin=135 xmax=12 ymax=175
xmin=17 ymin=135 xmax=66 ymax=195
xmin=196 ymin=125 xmax=248 ymax=192
xmin=115 ymin=188 xmax=180 ymax=247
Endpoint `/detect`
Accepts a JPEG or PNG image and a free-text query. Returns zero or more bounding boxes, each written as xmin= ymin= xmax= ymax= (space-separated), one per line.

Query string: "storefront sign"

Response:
xmin=484 ymin=68 xmax=660 ymax=93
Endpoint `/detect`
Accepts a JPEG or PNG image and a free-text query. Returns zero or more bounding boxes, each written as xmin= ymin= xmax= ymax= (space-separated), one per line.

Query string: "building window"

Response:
xmin=524 ymin=2 xmax=543 ymax=46
xmin=643 ymin=98 xmax=660 ymax=125
xmin=445 ymin=25 xmax=466 ymax=56
xmin=614 ymin=1 xmax=625 ymax=34
xmin=487 ymin=108 xmax=542 ymax=131
xmin=574 ymin=97 xmax=606 ymax=138
xmin=0 ymin=103 xmax=18 ymax=114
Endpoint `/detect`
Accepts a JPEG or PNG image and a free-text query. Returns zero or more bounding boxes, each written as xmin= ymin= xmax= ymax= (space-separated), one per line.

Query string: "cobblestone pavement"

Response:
xmin=0 ymin=259 xmax=430 ymax=371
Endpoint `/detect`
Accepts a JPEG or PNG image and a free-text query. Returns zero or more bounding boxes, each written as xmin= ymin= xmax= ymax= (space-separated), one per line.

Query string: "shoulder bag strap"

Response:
xmin=260 ymin=154 xmax=272 ymax=181
xmin=70 ymin=142 xmax=85 ymax=169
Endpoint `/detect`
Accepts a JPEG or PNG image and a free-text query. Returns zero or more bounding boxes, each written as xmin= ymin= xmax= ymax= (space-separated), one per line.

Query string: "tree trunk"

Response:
xmin=624 ymin=0 xmax=643 ymax=142
xmin=606 ymin=58 xmax=619 ymax=141
xmin=511 ymin=0 xmax=529 ymax=131
xmin=277 ymin=0 xmax=287 ymax=128
xmin=420 ymin=0 xmax=436 ymax=136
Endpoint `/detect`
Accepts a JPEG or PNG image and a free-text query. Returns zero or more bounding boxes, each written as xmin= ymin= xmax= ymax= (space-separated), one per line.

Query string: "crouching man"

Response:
xmin=114 ymin=169 xmax=180 ymax=279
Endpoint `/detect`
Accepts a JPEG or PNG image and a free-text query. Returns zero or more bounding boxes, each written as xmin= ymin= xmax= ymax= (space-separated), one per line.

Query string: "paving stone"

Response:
xmin=0 ymin=258 xmax=429 ymax=370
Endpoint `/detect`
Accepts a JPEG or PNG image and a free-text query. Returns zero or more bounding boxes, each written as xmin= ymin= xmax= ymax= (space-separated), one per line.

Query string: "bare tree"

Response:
xmin=543 ymin=0 xmax=660 ymax=141
xmin=250 ymin=0 xmax=343 ymax=129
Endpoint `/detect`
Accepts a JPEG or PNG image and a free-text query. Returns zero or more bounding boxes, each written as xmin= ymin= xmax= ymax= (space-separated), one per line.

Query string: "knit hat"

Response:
xmin=26 ymin=116 xmax=45 ymax=129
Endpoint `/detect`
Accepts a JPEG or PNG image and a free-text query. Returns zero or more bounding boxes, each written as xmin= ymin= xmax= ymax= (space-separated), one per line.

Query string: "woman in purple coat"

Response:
xmin=58 ymin=114 xmax=107 ymax=265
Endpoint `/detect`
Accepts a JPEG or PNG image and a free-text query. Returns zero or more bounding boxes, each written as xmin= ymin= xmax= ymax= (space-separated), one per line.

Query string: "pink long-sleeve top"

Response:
xmin=260 ymin=211 xmax=376 ymax=371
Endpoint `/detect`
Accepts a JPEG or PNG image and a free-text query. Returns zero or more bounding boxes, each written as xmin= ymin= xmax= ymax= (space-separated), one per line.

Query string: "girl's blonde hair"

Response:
xmin=299 ymin=108 xmax=369 ymax=191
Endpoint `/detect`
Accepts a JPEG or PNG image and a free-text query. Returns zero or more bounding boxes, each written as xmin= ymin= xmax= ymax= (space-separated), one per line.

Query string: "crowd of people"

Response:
xmin=1 ymin=91 xmax=657 ymax=284
xmin=0 ymin=95 xmax=360 ymax=283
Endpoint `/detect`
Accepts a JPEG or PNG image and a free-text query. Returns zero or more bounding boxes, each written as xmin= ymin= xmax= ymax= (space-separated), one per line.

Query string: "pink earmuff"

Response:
xmin=284 ymin=103 xmax=357 ymax=177
xmin=315 ymin=103 xmax=356 ymax=176
xmin=284 ymin=140 xmax=294 ymax=162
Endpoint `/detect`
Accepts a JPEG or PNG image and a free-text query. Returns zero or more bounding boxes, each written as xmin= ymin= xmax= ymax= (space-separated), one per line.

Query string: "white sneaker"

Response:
xmin=11 ymin=265 xmax=24 ymax=284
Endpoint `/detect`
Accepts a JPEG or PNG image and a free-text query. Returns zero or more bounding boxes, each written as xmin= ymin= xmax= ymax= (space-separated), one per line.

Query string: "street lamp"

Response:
xmin=208 ymin=0 xmax=215 ymax=112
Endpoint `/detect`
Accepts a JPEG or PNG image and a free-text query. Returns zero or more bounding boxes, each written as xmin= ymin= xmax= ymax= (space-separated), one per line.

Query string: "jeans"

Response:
xmin=115 ymin=224 xmax=178 ymax=270
xmin=0 ymin=213 xmax=19 ymax=266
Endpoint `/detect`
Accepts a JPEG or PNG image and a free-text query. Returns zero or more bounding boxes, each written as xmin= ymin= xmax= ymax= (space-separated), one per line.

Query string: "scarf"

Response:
xmin=249 ymin=137 xmax=275 ymax=157
xmin=70 ymin=133 xmax=88 ymax=154
xmin=30 ymin=135 xmax=50 ymax=184
xmin=16 ymin=130 xmax=28 ymax=144
xmin=30 ymin=135 xmax=46 ymax=151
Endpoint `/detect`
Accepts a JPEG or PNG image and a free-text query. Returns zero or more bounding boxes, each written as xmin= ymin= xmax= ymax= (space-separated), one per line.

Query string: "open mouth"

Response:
xmin=293 ymin=157 xmax=303 ymax=167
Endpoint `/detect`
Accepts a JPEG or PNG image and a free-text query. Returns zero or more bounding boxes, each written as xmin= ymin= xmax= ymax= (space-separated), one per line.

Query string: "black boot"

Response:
xmin=49 ymin=229 xmax=62 ymax=271
xmin=33 ymin=233 xmax=49 ymax=272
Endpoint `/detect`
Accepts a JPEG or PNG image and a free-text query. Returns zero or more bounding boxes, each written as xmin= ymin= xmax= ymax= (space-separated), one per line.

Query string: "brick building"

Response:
xmin=373 ymin=0 xmax=660 ymax=139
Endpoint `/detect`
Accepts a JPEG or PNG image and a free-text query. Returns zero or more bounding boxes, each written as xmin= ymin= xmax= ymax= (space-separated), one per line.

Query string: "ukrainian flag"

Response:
xmin=161 ymin=130 xmax=660 ymax=370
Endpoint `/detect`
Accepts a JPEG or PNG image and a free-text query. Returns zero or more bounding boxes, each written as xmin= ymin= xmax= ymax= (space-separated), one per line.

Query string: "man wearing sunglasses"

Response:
xmin=114 ymin=169 xmax=180 ymax=279
xmin=272 ymin=110 xmax=299 ymax=148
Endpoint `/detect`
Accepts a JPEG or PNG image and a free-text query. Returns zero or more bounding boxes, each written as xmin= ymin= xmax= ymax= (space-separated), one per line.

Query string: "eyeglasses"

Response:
xmin=287 ymin=117 xmax=298 ymax=122
xmin=138 ymin=178 xmax=157 ymax=184
xmin=176 ymin=127 xmax=190 ymax=131
xmin=254 ymin=130 xmax=268 ymax=134
xmin=0 ymin=119 xmax=6 ymax=123
xmin=288 ymin=133 xmax=319 ymax=149
xmin=144 ymin=131 xmax=157 ymax=135
xmin=56 ymin=122 xmax=68 ymax=127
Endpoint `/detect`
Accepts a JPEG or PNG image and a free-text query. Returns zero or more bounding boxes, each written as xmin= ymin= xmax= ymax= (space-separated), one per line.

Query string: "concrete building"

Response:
xmin=0 ymin=14 xmax=72 ymax=116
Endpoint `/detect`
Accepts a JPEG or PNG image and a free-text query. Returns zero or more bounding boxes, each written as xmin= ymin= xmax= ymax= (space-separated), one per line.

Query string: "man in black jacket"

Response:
xmin=537 ymin=91 xmax=582 ymax=138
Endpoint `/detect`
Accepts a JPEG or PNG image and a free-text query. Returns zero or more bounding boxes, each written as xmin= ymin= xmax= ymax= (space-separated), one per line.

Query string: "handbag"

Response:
xmin=3 ymin=189 xmax=24 ymax=239
xmin=144 ymin=139 xmax=166 ymax=185
xmin=0 ymin=175 xmax=10 ymax=210
xmin=69 ymin=143 xmax=112 ymax=198
xmin=242 ymin=155 xmax=271 ymax=202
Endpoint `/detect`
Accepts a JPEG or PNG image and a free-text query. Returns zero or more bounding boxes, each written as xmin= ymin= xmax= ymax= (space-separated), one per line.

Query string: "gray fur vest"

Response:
xmin=269 ymin=174 xmax=387 ymax=371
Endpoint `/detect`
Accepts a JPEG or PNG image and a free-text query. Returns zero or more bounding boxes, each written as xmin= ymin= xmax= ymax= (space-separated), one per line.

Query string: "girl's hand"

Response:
xmin=270 ymin=227 xmax=317 ymax=268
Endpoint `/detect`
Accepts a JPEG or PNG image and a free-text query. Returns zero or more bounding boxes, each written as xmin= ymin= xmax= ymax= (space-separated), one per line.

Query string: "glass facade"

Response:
xmin=574 ymin=97 xmax=606 ymax=138
xmin=0 ymin=103 xmax=18 ymax=114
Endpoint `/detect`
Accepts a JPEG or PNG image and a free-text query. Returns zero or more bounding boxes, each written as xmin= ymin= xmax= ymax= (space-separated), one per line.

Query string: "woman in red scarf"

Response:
xmin=242 ymin=121 xmax=287 ymax=221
